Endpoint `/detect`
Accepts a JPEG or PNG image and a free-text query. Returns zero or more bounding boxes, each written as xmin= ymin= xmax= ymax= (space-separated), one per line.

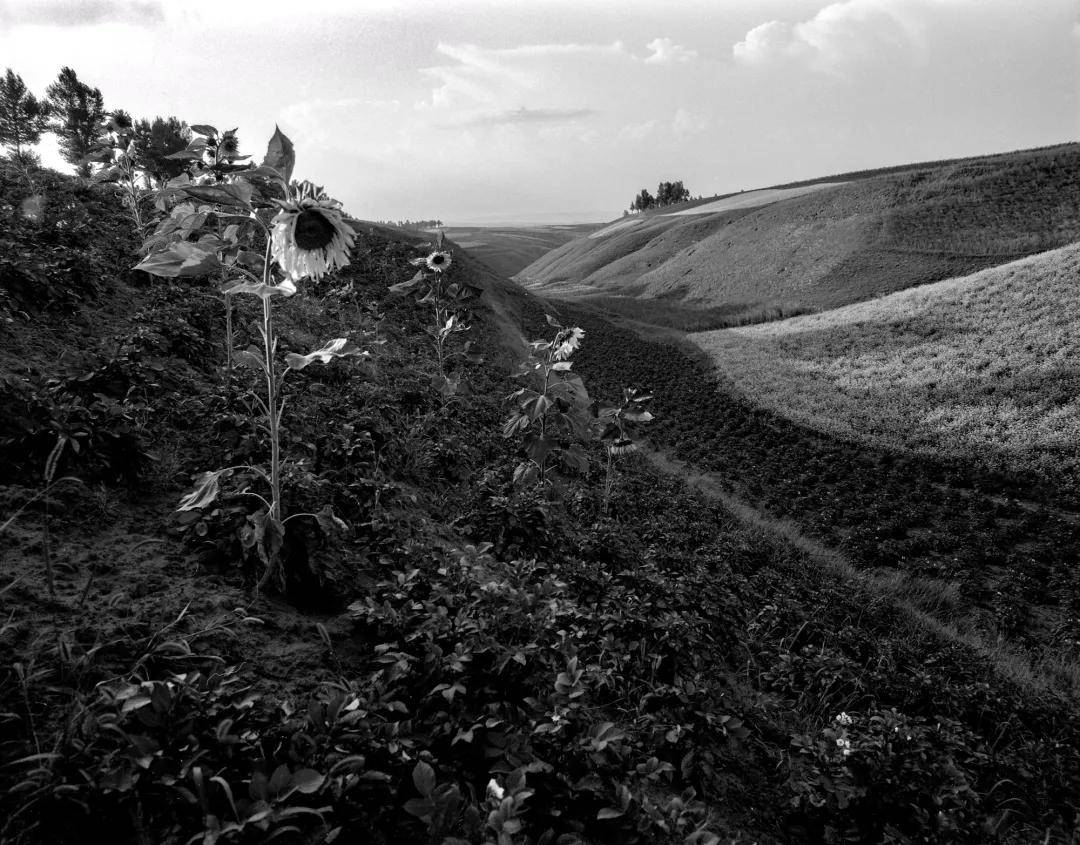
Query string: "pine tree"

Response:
xmin=45 ymin=66 xmax=106 ymax=177
xmin=0 ymin=68 xmax=50 ymax=164
xmin=133 ymin=116 xmax=191 ymax=185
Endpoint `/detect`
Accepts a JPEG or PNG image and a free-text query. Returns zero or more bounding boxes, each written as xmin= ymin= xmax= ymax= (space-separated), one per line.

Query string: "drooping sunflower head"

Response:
xmin=425 ymin=251 xmax=452 ymax=273
xmin=552 ymin=326 xmax=585 ymax=361
xmin=270 ymin=181 xmax=356 ymax=282
xmin=609 ymin=438 xmax=636 ymax=455
xmin=217 ymin=129 xmax=240 ymax=160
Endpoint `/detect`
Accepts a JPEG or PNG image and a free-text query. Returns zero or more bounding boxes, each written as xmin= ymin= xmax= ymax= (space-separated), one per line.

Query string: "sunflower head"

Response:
xmin=271 ymin=182 xmax=356 ymax=282
xmin=609 ymin=438 xmax=636 ymax=455
xmin=217 ymin=130 xmax=240 ymax=159
xmin=426 ymin=251 xmax=452 ymax=273
xmin=552 ymin=326 xmax=585 ymax=361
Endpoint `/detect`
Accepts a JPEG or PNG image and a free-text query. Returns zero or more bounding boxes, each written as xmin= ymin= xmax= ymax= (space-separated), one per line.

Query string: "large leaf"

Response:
xmin=412 ymin=761 xmax=435 ymax=798
xmin=223 ymin=278 xmax=296 ymax=299
xmin=387 ymin=271 xmax=425 ymax=296
xmin=262 ymin=126 xmax=295 ymax=182
xmin=285 ymin=338 xmax=365 ymax=371
xmin=163 ymin=148 xmax=204 ymax=161
xmin=180 ymin=182 xmax=253 ymax=210
xmin=177 ymin=470 xmax=226 ymax=511
xmin=135 ymin=242 xmax=222 ymax=278
xmin=189 ymin=125 xmax=217 ymax=137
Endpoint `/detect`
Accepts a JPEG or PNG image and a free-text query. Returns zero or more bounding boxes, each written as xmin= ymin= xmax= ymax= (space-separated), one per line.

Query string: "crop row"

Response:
xmin=525 ymin=300 xmax=1080 ymax=651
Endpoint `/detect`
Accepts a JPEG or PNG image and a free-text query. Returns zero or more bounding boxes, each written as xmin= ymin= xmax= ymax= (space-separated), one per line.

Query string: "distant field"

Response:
xmin=692 ymin=244 xmax=1080 ymax=479
xmin=518 ymin=144 xmax=1080 ymax=329
xmin=441 ymin=223 xmax=598 ymax=278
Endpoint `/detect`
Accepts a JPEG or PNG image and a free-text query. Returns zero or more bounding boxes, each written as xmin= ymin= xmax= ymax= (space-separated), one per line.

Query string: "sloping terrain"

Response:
xmin=518 ymin=143 xmax=1080 ymax=330
xmin=692 ymin=244 xmax=1080 ymax=482
xmin=4 ymin=165 xmax=1080 ymax=844
xmin=439 ymin=223 xmax=597 ymax=279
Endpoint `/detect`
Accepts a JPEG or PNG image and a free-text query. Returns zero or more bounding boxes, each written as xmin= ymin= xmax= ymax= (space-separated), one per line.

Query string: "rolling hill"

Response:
xmin=517 ymin=143 xmax=1080 ymax=330
xmin=438 ymin=223 xmax=598 ymax=279
xmin=691 ymin=243 xmax=1080 ymax=482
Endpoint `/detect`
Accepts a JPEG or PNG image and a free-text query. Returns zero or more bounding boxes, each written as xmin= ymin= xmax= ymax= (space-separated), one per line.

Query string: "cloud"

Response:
xmin=446 ymin=107 xmax=598 ymax=128
xmin=420 ymin=41 xmax=629 ymax=110
xmin=732 ymin=0 xmax=928 ymax=76
xmin=644 ymin=37 xmax=698 ymax=65
xmin=673 ymin=107 xmax=710 ymax=137
xmin=0 ymin=0 xmax=164 ymax=27
xmin=619 ymin=120 xmax=659 ymax=142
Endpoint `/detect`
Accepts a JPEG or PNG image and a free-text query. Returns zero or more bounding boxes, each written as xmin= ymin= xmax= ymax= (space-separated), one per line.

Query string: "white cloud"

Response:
xmin=733 ymin=0 xmax=929 ymax=76
xmin=420 ymin=41 xmax=629 ymax=110
xmin=0 ymin=0 xmax=164 ymax=27
xmin=673 ymin=107 xmax=710 ymax=137
xmin=643 ymin=37 xmax=698 ymax=65
xmin=618 ymin=120 xmax=658 ymax=142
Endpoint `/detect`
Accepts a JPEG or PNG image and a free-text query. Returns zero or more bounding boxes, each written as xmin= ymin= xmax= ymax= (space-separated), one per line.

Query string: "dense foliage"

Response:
xmin=1 ymin=162 xmax=1078 ymax=845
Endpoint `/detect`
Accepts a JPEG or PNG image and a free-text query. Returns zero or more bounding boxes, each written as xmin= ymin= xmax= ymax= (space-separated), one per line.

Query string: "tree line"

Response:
xmin=627 ymin=180 xmax=692 ymax=213
xmin=376 ymin=219 xmax=445 ymax=230
xmin=0 ymin=65 xmax=189 ymax=185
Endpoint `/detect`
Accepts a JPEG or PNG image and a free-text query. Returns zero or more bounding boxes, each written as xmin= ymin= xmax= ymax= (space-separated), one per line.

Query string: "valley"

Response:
xmin=2 ymin=141 xmax=1080 ymax=844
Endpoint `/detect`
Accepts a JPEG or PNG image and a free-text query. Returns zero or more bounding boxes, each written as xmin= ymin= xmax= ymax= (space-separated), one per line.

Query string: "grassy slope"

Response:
xmin=440 ymin=224 xmax=597 ymax=279
xmin=2 ymin=168 xmax=1080 ymax=844
xmin=692 ymin=244 xmax=1080 ymax=482
xmin=518 ymin=144 xmax=1080 ymax=330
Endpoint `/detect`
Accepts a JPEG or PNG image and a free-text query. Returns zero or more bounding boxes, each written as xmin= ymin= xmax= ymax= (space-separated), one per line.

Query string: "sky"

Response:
xmin=1 ymin=0 xmax=1078 ymax=224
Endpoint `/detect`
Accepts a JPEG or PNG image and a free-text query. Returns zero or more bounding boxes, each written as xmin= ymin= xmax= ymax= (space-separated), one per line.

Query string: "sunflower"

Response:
xmin=609 ymin=438 xmax=637 ymax=455
xmin=425 ymin=251 xmax=452 ymax=272
xmin=552 ymin=326 xmax=585 ymax=361
xmin=270 ymin=182 xmax=356 ymax=282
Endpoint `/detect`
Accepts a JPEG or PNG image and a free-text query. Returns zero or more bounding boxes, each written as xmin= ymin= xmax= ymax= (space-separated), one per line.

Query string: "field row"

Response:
xmin=527 ymin=300 xmax=1080 ymax=655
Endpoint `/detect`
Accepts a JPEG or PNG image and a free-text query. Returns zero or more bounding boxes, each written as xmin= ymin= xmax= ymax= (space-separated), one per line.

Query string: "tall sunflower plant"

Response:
xmin=503 ymin=315 xmax=591 ymax=489
xmin=596 ymin=387 xmax=654 ymax=514
xmin=389 ymin=230 xmax=483 ymax=398
xmin=88 ymin=110 xmax=151 ymax=237
xmin=133 ymin=126 xmax=364 ymax=592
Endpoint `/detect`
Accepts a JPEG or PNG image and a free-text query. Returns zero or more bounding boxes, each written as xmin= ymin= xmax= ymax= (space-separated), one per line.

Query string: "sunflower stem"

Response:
xmin=255 ymin=236 xmax=284 ymax=594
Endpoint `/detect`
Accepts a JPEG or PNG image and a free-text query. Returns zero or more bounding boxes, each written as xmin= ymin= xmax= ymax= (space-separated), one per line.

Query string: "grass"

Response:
xmin=691 ymin=243 xmax=1080 ymax=483
xmin=518 ymin=143 xmax=1080 ymax=330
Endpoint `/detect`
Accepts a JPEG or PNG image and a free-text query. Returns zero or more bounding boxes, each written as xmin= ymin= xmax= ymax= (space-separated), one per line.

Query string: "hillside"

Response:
xmin=517 ymin=143 xmax=1080 ymax=330
xmin=439 ymin=223 xmax=598 ymax=279
xmin=4 ymin=165 xmax=1080 ymax=844
xmin=691 ymin=244 xmax=1080 ymax=482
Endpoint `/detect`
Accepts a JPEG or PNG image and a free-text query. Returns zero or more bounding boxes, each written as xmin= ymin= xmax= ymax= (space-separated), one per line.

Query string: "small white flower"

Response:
xmin=486 ymin=778 xmax=505 ymax=801
xmin=836 ymin=736 xmax=853 ymax=757
xmin=834 ymin=712 xmax=853 ymax=726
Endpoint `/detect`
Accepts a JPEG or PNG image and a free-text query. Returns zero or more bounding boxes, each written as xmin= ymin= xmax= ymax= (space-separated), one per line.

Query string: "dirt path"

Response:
xmin=640 ymin=446 xmax=1080 ymax=703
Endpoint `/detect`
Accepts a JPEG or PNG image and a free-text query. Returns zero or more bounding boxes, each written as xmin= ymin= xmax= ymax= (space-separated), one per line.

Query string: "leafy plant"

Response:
xmin=135 ymin=127 xmax=364 ymax=591
xmin=503 ymin=315 xmax=591 ymax=490
xmin=596 ymin=386 xmax=654 ymax=514
xmin=389 ymin=234 xmax=482 ymax=398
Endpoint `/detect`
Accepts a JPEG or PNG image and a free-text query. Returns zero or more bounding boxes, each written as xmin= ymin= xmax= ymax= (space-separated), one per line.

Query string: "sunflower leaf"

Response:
xmin=177 ymin=470 xmax=227 ymax=512
xmin=135 ymin=243 xmax=222 ymax=278
xmin=263 ymin=126 xmax=296 ymax=183
xmin=223 ymin=279 xmax=296 ymax=299
xmin=180 ymin=183 xmax=253 ymax=210
xmin=285 ymin=338 xmax=366 ymax=371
